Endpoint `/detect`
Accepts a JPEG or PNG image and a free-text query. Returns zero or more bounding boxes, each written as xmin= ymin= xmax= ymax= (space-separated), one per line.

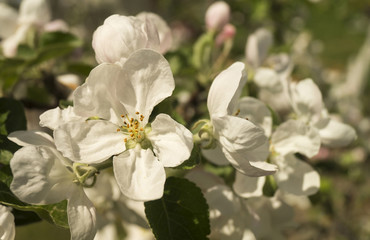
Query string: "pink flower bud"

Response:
xmin=205 ymin=1 xmax=230 ymax=31
xmin=215 ymin=23 xmax=236 ymax=46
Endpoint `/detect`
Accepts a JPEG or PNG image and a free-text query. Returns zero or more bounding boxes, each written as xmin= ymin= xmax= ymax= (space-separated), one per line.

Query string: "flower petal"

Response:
xmin=10 ymin=146 xmax=75 ymax=204
xmin=117 ymin=49 xmax=174 ymax=119
xmin=245 ymin=28 xmax=273 ymax=69
xmin=0 ymin=3 xmax=18 ymax=39
xmin=254 ymin=67 xmax=282 ymax=93
xmin=18 ymin=0 xmax=51 ymax=26
xmin=316 ymin=119 xmax=357 ymax=147
xmin=236 ymin=97 xmax=272 ymax=137
xmin=274 ymin=154 xmax=320 ymax=196
xmin=39 ymin=106 xmax=82 ymax=130
xmin=92 ymin=15 xmax=160 ymax=64
xmin=214 ymin=115 xmax=267 ymax=152
xmin=207 ymin=62 xmax=246 ymax=117
xmin=73 ymin=64 xmax=126 ymax=125
xmin=202 ymin=143 xmax=230 ymax=166
xmin=233 ymin=172 xmax=265 ymax=198
xmin=67 ymin=189 xmax=96 ymax=240
xmin=8 ymin=130 xmax=54 ymax=147
xmin=148 ymin=114 xmax=193 ymax=167
xmin=271 ymin=119 xmax=320 ymax=158
xmin=0 ymin=205 xmax=15 ymax=240
xmin=290 ymin=79 xmax=323 ymax=122
xmin=54 ymin=120 xmax=125 ymax=163
xmin=113 ymin=148 xmax=165 ymax=201
xmin=136 ymin=12 xmax=172 ymax=54
xmin=222 ymin=142 xmax=276 ymax=177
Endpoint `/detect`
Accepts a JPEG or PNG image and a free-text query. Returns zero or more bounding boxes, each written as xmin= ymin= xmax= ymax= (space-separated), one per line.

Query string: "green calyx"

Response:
xmin=72 ymin=162 xmax=98 ymax=188
xmin=192 ymin=119 xmax=217 ymax=149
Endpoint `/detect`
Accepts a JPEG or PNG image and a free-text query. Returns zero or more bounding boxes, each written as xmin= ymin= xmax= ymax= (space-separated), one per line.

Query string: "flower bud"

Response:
xmin=205 ymin=1 xmax=230 ymax=31
xmin=215 ymin=23 xmax=236 ymax=46
xmin=92 ymin=14 xmax=160 ymax=65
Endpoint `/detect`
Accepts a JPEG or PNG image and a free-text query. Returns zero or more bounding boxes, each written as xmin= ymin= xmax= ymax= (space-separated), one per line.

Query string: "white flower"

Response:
xmin=44 ymin=49 xmax=193 ymax=201
xmin=202 ymin=62 xmax=277 ymax=177
xmin=0 ymin=0 xmax=51 ymax=57
xmin=290 ymin=78 xmax=357 ymax=147
xmin=8 ymin=130 xmax=96 ymax=240
xmin=205 ymin=1 xmax=230 ymax=31
xmin=92 ymin=14 xmax=160 ymax=65
xmin=0 ymin=205 xmax=15 ymax=240
xmin=232 ymin=98 xmax=321 ymax=197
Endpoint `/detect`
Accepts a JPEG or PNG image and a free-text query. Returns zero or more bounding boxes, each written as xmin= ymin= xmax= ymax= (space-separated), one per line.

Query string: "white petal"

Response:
xmin=18 ymin=0 xmax=51 ymax=26
xmin=202 ymin=143 xmax=230 ymax=166
xmin=113 ymin=149 xmax=165 ymax=201
xmin=117 ymin=49 xmax=174 ymax=119
xmin=92 ymin=15 xmax=160 ymax=64
xmin=254 ymin=67 xmax=282 ymax=93
xmin=148 ymin=114 xmax=193 ymax=167
xmin=290 ymin=78 xmax=323 ymax=122
xmin=271 ymin=119 xmax=320 ymax=158
xmin=39 ymin=106 xmax=82 ymax=130
xmin=8 ymin=130 xmax=54 ymax=147
xmin=245 ymin=28 xmax=273 ymax=69
xmin=236 ymin=97 xmax=272 ymax=137
xmin=73 ymin=64 xmax=126 ymax=125
xmin=67 ymin=189 xmax=96 ymax=240
xmin=54 ymin=120 xmax=125 ymax=163
xmin=316 ymin=119 xmax=357 ymax=147
xmin=0 ymin=3 xmax=18 ymax=39
xmin=214 ymin=115 xmax=267 ymax=152
xmin=0 ymin=205 xmax=15 ymax=240
xmin=207 ymin=62 xmax=246 ymax=117
xmin=136 ymin=12 xmax=172 ymax=54
xmin=222 ymin=143 xmax=276 ymax=177
xmin=1 ymin=24 xmax=30 ymax=58
xmin=185 ymin=168 xmax=225 ymax=191
xmin=274 ymin=154 xmax=320 ymax=196
xmin=10 ymin=146 xmax=75 ymax=204
xmin=233 ymin=172 xmax=265 ymax=198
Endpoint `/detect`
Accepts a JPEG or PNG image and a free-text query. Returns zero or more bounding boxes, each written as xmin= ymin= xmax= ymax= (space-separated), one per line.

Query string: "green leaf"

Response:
xmin=144 ymin=177 xmax=210 ymax=240
xmin=0 ymin=58 xmax=26 ymax=92
xmin=0 ymin=181 xmax=69 ymax=228
xmin=29 ymin=31 xmax=83 ymax=66
xmin=66 ymin=62 xmax=94 ymax=77
xmin=0 ymin=98 xmax=27 ymax=135
xmin=175 ymin=144 xmax=201 ymax=170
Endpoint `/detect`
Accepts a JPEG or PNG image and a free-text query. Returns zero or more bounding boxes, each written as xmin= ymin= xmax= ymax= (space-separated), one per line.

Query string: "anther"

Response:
xmin=124 ymin=138 xmax=127 ymax=142
xmin=135 ymin=111 xmax=139 ymax=115
xmin=117 ymin=128 xmax=120 ymax=132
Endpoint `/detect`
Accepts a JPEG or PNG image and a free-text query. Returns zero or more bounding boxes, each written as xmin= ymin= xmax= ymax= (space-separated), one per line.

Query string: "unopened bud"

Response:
xmin=205 ymin=1 xmax=230 ymax=31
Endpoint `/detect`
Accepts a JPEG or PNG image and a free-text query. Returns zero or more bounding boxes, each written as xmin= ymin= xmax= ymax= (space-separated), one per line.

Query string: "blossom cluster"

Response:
xmin=0 ymin=1 xmax=358 ymax=240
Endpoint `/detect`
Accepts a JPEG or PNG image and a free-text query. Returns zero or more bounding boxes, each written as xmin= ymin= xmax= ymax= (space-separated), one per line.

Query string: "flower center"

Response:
xmin=116 ymin=111 xmax=152 ymax=149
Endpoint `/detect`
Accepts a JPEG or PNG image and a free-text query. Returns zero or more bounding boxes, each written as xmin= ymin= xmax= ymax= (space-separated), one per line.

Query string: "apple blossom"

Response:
xmin=0 ymin=205 xmax=15 ymax=240
xmin=8 ymin=130 xmax=96 ymax=240
xmin=231 ymin=97 xmax=321 ymax=197
xmin=43 ymin=49 xmax=193 ymax=201
xmin=92 ymin=14 xmax=161 ymax=65
xmin=289 ymin=78 xmax=357 ymax=147
xmin=200 ymin=62 xmax=277 ymax=177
